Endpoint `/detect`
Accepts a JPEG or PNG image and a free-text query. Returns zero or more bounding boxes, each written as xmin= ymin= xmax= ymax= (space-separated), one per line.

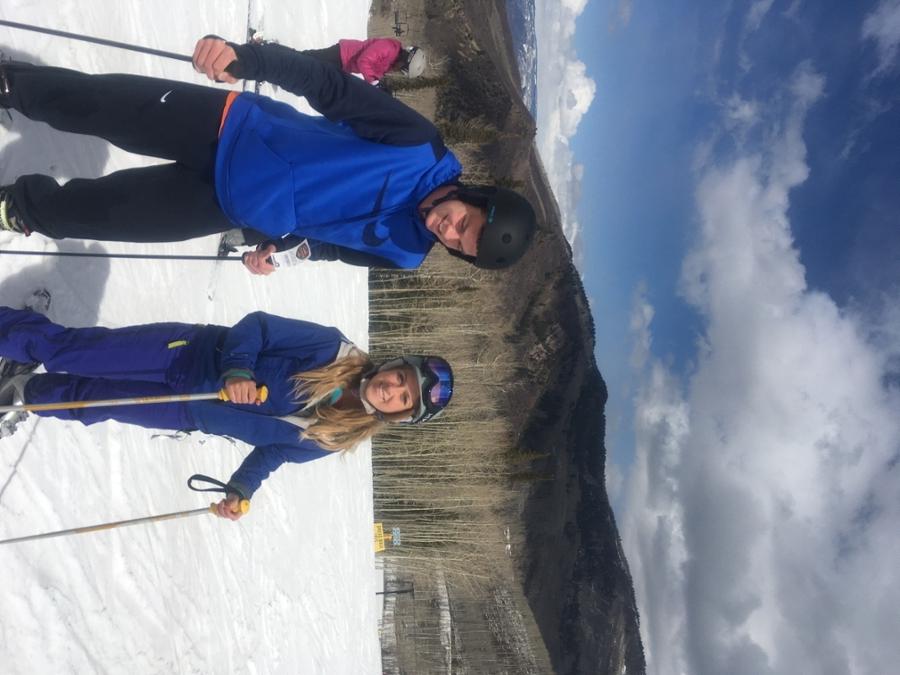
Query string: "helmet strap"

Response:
xmin=358 ymin=376 xmax=378 ymax=415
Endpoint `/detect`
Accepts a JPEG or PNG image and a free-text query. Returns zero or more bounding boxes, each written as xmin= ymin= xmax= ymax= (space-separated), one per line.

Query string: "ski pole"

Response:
xmin=0 ymin=474 xmax=251 ymax=545
xmin=0 ymin=386 xmax=269 ymax=414
xmin=0 ymin=249 xmax=243 ymax=262
xmin=0 ymin=18 xmax=193 ymax=63
xmin=0 ymin=503 xmax=245 ymax=546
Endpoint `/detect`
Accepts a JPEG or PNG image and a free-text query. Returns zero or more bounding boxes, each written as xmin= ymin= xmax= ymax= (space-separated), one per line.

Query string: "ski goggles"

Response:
xmin=376 ymin=355 xmax=454 ymax=424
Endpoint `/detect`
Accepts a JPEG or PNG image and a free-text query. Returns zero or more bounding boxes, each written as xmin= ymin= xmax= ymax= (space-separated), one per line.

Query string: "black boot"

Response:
xmin=23 ymin=288 xmax=52 ymax=314
xmin=218 ymin=228 xmax=247 ymax=256
xmin=0 ymin=371 xmax=33 ymax=438
xmin=0 ymin=187 xmax=30 ymax=235
xmin=0 ymin=51 xmax=11 ymax=100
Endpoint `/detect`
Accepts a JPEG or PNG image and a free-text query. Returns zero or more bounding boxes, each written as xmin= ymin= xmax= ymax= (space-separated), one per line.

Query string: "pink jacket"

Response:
xmin=338 ymin=38 xmax=403 ymax=83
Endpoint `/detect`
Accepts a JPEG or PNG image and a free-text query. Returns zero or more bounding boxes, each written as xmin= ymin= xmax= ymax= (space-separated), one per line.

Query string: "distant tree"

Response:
xmin=437 ymin=118 xmax=501 ymax=144
xmin=493 ymin=175 xmax=525 ymax=190
xmin=383 ymin=75 xmax=447 ymax=90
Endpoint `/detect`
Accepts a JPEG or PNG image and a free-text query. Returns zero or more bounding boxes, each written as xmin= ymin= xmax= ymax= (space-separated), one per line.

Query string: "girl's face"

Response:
xmin=364 ymin=365 xmax=419 ymax=415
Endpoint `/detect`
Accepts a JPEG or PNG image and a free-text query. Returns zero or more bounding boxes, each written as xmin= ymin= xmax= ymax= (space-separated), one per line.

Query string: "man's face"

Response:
xmin=424 ymin=199 xmax=486 ymax=257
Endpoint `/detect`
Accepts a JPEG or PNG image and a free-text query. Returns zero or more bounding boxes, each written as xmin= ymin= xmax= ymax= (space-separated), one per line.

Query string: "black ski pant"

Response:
xmin=2 ymin=63 xmax=237 ymax=242
xmin=300 ymin=45 xmax=342 ymax=70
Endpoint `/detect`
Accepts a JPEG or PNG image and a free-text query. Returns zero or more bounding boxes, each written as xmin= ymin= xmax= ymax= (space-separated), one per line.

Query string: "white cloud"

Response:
xmin=559 ymin=60 xmax=596 ymax=136
xmin=629 ymin=282 xmax=654 ymax=370
xmin=862 ymin=0 xmax=900 ymax=75
xmin=746 ymin=0 xmax=776 ymax=32
xmin=623 ymin=353 xmax=692 ymax=673
xmin=535 ymin=0 xmax=597 ymax=254
xmin=724 ymin=94 xmax=760 ymax=128
xmin=561 ymin=0 xmax=589 ymax=13
xmin=784 ymin=0 xmax=803 ymax=21
xmin=618 ymin=0 xmax=634 ymax=27
xmin=738 ymin=0 xmax=779 ymax=73
xmin=608 ymin=0 xmax=634 ymax=32
xmin=606 ymin=458 xmax=625 ymax=501
xmin=622 ymin=61 xmax=900 ymax=675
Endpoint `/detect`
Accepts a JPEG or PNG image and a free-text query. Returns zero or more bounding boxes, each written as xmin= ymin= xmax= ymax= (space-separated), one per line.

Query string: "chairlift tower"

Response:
xmin=392 ymin=10 xmax=409 ymax=37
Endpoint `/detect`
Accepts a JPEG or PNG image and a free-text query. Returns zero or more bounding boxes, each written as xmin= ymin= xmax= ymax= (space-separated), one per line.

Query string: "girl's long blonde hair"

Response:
xmin=290 ymin=350 xmax=400 ymax=451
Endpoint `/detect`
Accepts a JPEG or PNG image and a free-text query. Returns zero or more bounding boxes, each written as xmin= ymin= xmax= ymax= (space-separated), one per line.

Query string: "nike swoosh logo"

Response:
xmin=361 ymin=172 xmax=392 ymax=247
xmin=160 ymin=90 xmax=173 ymax=103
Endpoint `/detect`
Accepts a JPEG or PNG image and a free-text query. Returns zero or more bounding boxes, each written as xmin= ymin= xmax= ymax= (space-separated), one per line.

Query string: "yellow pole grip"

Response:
xmin=207 ymin=499 xmax=251 ymax=516
xmin=218 ymin=385 xmax=269 ymax=403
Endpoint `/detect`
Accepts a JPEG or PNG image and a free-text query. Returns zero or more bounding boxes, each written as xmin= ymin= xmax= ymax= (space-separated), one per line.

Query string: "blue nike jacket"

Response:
xmin=215 ymin=42 xmax=463 ymax=268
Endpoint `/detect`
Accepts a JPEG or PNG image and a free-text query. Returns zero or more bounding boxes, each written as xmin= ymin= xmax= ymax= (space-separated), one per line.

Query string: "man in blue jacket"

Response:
xmin=0 ymin=37 xmax=536 ymax=271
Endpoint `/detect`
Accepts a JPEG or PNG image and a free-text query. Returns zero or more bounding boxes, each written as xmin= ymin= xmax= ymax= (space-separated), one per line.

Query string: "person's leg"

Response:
xmin=24 ymin=373 xmax=192 ymax=430
xmin=1 ymin=63 xmax=227 ymax=169
xmin=0 ymin=64 xmax=234 ymax=241
xmin=300 ymin=45 xmax=342 ymax=70
xmin=240 ymin=228 xmax=271 ymax=245
xmin=10 ymin=163 xmax=233 ymax=241
xmin=0 ymin=307 xmax=198 ymax=380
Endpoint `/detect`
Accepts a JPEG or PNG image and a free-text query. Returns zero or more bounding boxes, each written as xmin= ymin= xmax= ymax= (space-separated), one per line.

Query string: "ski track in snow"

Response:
xmin=0 ymin=2 xmax=380 ymax=673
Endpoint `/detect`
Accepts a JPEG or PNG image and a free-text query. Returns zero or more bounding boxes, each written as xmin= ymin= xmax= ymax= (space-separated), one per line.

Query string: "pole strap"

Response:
xmin=187 ymin=474 xmax=251 ymax=514
xmin=187 ymin=474 xmax=232 ymax=494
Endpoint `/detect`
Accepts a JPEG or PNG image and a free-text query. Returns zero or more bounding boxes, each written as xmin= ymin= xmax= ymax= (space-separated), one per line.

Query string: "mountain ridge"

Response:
xmin=369 ymin=1 xmax=647 ymax=672
xmin=450 ymin=2 xmax=647 ymax=671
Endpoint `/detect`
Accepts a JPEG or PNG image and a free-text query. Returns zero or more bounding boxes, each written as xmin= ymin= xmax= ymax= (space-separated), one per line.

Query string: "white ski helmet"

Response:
xmin=405 ymin=46 xmax=427 ymax=78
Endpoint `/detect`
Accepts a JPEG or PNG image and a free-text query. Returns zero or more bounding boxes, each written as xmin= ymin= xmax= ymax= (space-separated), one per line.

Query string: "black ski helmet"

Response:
xmin=456 ymin=186 xmax=537 ymax=269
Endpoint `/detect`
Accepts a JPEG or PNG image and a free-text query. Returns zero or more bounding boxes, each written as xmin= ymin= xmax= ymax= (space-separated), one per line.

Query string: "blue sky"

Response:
xmin=535 ymin=1 xmax=900 ymax=673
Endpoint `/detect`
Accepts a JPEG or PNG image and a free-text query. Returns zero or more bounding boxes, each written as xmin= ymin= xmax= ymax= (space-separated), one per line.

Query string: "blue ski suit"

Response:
xmin=0 ymin=307 xmax=356 ymax=498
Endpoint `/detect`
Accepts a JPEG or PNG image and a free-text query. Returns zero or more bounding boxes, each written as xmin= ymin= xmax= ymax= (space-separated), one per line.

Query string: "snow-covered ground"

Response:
xmin=1 ymin=1 xmax=380 ymax=673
